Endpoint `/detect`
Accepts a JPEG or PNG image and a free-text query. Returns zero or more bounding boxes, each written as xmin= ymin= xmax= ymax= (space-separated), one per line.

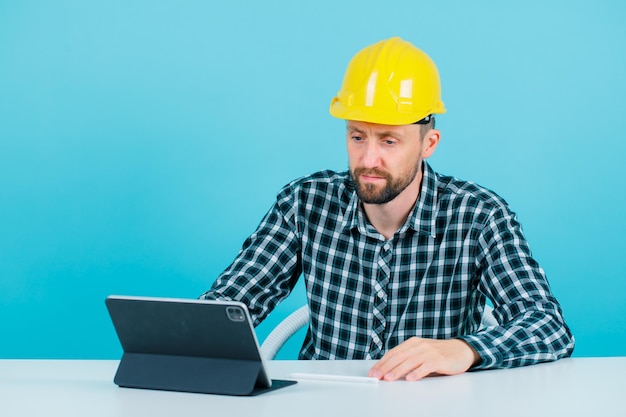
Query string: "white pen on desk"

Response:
xmin=290 ymin=372 xmax=379 ymax=384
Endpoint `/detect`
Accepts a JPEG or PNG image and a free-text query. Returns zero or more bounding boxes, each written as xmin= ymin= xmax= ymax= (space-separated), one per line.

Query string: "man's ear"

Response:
xmin=421 ymin=129 xmax=441 ymax=159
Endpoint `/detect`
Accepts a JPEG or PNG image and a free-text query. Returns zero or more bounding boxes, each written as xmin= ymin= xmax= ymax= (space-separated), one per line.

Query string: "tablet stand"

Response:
xmin=114 ymin=352 xmax=293 ymax=396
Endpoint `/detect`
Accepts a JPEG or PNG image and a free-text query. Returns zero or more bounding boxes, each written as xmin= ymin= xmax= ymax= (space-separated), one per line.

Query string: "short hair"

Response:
xmin=418 ymin=115 xmax=435 ymax=139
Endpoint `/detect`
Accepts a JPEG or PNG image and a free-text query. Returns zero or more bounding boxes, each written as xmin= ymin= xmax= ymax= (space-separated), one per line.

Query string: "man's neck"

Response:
xmin=362 ymin=171 xmax=423 ymax=240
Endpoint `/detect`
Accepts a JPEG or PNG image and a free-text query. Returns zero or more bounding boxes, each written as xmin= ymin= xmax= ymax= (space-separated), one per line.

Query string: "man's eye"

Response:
xmin=384 ymin=140 xmax=396 ymax=146
xmin=352 ymin=136 xmax=364 ymax=142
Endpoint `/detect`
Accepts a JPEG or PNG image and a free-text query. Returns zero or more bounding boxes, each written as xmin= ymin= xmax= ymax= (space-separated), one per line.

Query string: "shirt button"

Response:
xmin=373 ymin=335 xmax=380 ymax=343
xmin=377 ymin=291 xmax=385 ymax=299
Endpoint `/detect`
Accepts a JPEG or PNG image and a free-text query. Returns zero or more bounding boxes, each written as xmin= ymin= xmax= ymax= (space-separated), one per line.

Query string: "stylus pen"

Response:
xmin=290 ymin=372 xmax=379 ymax=384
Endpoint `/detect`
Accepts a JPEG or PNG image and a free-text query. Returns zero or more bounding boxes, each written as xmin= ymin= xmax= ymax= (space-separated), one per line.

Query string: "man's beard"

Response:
xmin=351 ymin=161 xmax=421 ymax=204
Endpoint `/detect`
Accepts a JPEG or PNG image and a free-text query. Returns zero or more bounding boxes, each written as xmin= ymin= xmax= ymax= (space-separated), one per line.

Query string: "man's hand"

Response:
xmin=368 ymin=337 xmax=481 ymax=381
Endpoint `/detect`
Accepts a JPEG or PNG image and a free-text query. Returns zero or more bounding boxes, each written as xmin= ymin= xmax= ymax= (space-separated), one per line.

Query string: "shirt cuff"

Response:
xmin=458 ymin=334 xmax=500 ymax=370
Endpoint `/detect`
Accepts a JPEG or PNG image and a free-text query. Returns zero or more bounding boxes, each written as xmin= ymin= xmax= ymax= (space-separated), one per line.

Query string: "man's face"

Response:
xmin=346 ymin=120 xmax=426 ymax=205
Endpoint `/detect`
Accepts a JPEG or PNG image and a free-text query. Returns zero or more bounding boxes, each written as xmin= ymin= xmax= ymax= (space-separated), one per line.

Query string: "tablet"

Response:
xmin=105 ymin=295 xmax=296 ymax=396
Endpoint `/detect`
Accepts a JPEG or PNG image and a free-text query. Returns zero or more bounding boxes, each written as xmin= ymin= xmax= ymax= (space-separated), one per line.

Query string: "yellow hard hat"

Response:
xmin=330 ymin=37 xmax=446 ymax=125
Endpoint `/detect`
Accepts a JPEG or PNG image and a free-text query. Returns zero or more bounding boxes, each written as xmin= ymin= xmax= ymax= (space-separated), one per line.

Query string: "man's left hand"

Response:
xmin=368 ymin=337 xmax=481 ymax=381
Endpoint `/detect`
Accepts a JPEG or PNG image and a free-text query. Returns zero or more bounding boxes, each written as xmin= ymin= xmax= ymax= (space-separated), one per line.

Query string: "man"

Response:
xmin=201 ymin=37 xmax=575 ymax=381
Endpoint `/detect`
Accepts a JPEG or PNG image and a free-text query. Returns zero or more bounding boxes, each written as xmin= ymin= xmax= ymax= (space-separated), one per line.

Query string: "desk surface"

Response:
xmin=1 ymin=357 xmax=624 ymax=417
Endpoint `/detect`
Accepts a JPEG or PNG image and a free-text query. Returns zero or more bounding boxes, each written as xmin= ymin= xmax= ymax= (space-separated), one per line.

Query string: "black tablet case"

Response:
xmin=105 ymin=296 xmax=296 ymax=396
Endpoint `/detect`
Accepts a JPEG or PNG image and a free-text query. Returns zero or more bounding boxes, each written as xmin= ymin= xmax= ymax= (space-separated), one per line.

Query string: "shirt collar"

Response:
xmin=342 ymin=183 xmax=370 ymax=236
xmin=341 ymin=161 xmax=438 ymax=239
xmin=409 ymin=161 xmax=438 ymax=238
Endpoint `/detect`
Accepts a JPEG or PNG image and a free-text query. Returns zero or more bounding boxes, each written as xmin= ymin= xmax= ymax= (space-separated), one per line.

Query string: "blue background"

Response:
xmin=1 ymin=0 xmax=624 ymax=359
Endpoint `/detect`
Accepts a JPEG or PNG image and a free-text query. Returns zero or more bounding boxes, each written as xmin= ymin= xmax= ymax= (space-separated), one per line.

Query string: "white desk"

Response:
xmin=1 ymin=358 xmax=623 ymax=417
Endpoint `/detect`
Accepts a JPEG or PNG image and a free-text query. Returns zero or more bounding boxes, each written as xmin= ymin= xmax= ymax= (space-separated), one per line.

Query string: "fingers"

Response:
xmin=368 ymin=337 xmax=478 ymax=382
xmin=405 ymin=362 xmax=437 ymax=381
xmin=368 ymin=337 xmax=428 ymax=381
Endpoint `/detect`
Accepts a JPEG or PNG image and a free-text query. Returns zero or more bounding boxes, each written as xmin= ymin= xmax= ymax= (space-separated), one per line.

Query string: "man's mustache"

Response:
xmin=352 ymin=167 xmax=391 ymax=179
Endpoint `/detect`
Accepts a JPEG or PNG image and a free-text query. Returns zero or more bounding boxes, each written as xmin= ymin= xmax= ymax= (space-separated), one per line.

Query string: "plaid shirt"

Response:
xmin=201 ymin=162 xmax=574 ymax=369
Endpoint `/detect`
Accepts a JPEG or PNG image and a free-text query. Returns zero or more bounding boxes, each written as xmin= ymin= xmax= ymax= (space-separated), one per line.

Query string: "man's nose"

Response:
xmin=361 ymin=142 xmax=382 ymax=168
